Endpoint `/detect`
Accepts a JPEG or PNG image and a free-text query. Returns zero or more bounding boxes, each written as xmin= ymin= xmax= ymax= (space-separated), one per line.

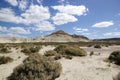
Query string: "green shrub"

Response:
xmin=0 ymin=56 xmax=13 ymax=65
xmin=94 ymin=45 xmax=101 ymax=48
xmin=21 ymin=46 xmax=40 ymax=55
xmin=54 ymin=44 xmax=87 ymax=56
xmin=8 ymin=54 xmax=62 ymax=80
xmin=44 ymin=50 xmax=57 ymax=57
xmin=109 ymin=51 xmax=120 ymax=65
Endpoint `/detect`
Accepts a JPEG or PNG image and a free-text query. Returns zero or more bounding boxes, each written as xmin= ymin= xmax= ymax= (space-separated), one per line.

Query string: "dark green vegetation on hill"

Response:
xmin=8 ymin=54 xmax=62 ymax=80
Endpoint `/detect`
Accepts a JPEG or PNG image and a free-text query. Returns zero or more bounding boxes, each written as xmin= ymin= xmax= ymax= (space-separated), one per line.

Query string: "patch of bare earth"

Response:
xmin=0 ymin=48 xmax=27 ymax=80
xmin=56 ymin=45 xmax=120 ymax=80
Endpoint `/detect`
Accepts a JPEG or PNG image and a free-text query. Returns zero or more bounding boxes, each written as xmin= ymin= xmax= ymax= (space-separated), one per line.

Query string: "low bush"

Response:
xmin=54 ymin=54 xmax=62 ymax=60
xmin=21 ymin=46 xmax=40 ymax=55
xmin=8 ymin=54 xmax=62 ymax=80
xmin=64 ymin=55 xmax=73 ymax=59
xmin=90 ymin=51 xmax=94 ymax=56
xmin=44 ymin=50 xmax=57 ymax=57
xmin=0 ymin=56 xmax=13 ymax=65
xmin=109 ymin=51 xmax=120 ymax=65
xmin=94 ymin=45 xmax=101 ymax=48
xmin=54 ymin=44 xmax=87 ymax=56
xmin=0 ymin=47 xmax=11 ymax=53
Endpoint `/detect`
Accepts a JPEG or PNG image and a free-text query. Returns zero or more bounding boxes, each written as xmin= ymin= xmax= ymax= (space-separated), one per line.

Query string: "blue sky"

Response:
xmin=0 ymin=0 xmax=120 ymax=39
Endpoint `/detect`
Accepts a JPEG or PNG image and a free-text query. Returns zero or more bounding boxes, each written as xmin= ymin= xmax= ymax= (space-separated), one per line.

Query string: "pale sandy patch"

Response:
xmin=56 ymin=45 xmax=120 ymax=80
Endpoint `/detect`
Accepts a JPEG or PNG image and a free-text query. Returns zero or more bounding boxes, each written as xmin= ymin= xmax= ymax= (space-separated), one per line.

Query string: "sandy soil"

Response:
xmin=39 ymin=45 xmax=55 ymax=55
xmin=0 ymin=48 xmax=27 ymax=80
xmin=56 ymin=45 xmax=120 ymax=80
xmin=0 ymin=45 xmax=120 ymax=80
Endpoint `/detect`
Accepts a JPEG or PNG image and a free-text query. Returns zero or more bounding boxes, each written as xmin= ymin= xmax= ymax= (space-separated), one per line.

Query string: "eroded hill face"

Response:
xmin=0 ymin=30 xmax=89 ymax=43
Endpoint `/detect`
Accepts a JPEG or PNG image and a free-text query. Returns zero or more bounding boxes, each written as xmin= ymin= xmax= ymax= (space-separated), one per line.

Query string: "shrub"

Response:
xmin=44 ymin=50 xmax=57 ymax=57
xmin=90 ymin=51 xmax=94 ymax=56
xmin=54 ymin=54 xmax=62 ymax=60
xmin=54 ymin=44 xmax=87 ymax=56
xmin=0 ymin=56 xmax=13 ymax=65
xmin=94 ymin=45 xmax=101 ymax=48
xmin=64 ymin=55 xmax=73 ymax=59
xmin=0 ymin=47 xmax=11 ymax=53
xmin=21 ymin=46 xmax=40 ymax=55
xmin=109 ymin=51 xmax=120 ymax=65
xmin=87 ymin=44 xmax=92 ymax=47
xmin=8 ymin=54 xmax=62 ymax=80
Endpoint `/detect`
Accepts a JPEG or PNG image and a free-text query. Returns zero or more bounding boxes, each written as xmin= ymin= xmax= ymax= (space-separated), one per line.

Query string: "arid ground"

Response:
xmin=0 ymin=45 xmax=120 ymax=80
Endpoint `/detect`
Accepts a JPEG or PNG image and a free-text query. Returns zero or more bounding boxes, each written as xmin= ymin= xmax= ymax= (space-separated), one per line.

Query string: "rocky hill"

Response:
xmin=93 ymin=38 xmax=120 ymax=42
xmin=0 ymin=30 xmax=89 ymax=43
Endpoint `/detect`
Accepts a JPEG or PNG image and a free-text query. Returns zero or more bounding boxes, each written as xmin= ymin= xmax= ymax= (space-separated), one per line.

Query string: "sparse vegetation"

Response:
xmin=90 ymin=51 xmax=94 ymax=56
xmin=54 ymin=54 xmax=62 ymax=60
xmin=109 ymin=51 xmax=120 ymax=65
xmin=0 ymin=56 xmax=13 ymax=65
xmin=44 ymin=50 xmax=57 ymax=57
xmin=54 ymin=44 xmax=87 ymax=56
xmin=94 ymin=45 xmax=101 ymax=48
xmin=21 ymin=46 xmax=40 ymax=55
xmin=8 ymin=54 xmax=62 ymax=80
xmin=0 ymin=46 xmax=11 ymax=53
xmin=64 ymin=55 xmax=73 ymax=59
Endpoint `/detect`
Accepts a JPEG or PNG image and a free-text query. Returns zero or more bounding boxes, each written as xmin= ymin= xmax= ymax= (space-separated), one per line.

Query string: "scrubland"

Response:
xmin=0 ymin=42 xmax=120 ymax=80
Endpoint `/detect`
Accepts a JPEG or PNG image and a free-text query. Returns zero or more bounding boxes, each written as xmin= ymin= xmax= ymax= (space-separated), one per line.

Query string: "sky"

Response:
xmin=0 ymin=0 xmax=120 ymax=39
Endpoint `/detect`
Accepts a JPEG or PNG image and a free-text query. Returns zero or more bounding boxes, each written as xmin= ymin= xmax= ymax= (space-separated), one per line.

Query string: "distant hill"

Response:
xmin=0 ymin=30 xmax=89 ymax=43
xmin=93 ymin=38 xmax=120 ymax=42
xmin=34 ymin=30 xmax=89 ymax=42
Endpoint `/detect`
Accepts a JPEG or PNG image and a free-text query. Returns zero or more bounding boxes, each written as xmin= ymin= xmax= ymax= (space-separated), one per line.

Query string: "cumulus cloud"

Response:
xmin=18 ymin=0 xmax=28 ymax=10
xmin=52 ymin=13 xmax=77 ymax=25
xmin=0 ymin=8 xmax=24 ymax=23
xmin=5 ymin=0 xmax=18 ymax=6
xmin=34 ymin=21 xmax=55 ymax=31
xmin=21 ymin=5 xmax=50 ymax=24
xmin=52 ymin=5 xmax=88 ymax=25
xmin=0 ymin=26 xmax=31 ymax=35
xmin=92 ymin=21 xmax=114 ymax=28
xmin=52 ymin=5 xmax=88 ymax=16
xmin=73 ymin=27 xmax=88 ymax=32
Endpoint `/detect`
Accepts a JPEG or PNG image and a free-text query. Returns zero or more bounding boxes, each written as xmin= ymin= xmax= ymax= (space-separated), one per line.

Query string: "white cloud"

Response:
xmin=104 ymin=32 xmax=120 ymax=37
xmin=0 ymin=8 xmax=24 ymax=23
xmin=52 ymin=13 xmax=77 ymax=25
xmin=58 ymin=0 xmax=65 ymax=5
xmin=5 ymin=0 xmax=18 ymax=6
xmin=0 ymin=33 xmax=27 ymax=38
xmin=52 ymin=5 xmax=88 ymax=16
xmin=34 ymin=21 xmax=55 ymax=31
xmin=21 ymin=5 xmax=50 ymax=24
xmin=73 ymin=27 xmax=88 ymax=32
xmin=0 ymin=26 xmax=31 ymax=35
xmin=92 ymin=21 xmax=114 ymax=28
xmin=37 ymin=0 xmax=43 ymax=5
xmin=8 ymin=27 xmax=31 ymax=34
xmin=18 ymin=0 xmax=28 ymax=10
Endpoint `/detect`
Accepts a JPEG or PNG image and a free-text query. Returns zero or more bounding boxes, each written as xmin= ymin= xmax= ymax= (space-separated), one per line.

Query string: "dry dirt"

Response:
xmin=0 ymin=45 xmax=120 ymax=80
